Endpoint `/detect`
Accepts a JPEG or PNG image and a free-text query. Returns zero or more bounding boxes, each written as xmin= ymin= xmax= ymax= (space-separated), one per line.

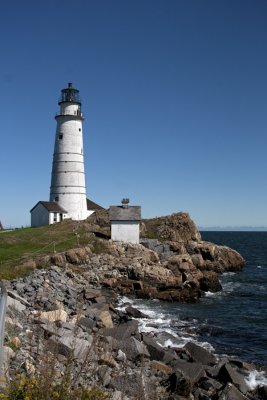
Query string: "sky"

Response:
xmin=0 ymin=0 xmax=267 ymax=229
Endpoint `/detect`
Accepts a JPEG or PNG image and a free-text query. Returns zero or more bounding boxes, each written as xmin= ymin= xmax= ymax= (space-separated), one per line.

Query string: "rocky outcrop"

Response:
xmin=142 ymin=212 xmax=202 ymax=243
xmin=14 ymin=211 xmax=244 ymax=303
xmin=2 ymin=266 xmax=265 ymax=399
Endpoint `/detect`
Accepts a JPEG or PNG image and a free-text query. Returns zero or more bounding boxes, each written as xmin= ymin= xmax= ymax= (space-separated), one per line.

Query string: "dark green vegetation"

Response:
xmin=0 ymin=220 xmax=97 ymax=280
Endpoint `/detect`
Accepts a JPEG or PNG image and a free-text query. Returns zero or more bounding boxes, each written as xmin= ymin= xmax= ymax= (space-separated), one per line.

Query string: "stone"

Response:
xmin=200 ymin=271 xmax=222 ymax=292
xmin=218 ymin=363 xmax=250 ymax=394
xmin=99 ymin=353 xmax=119 ymax=369
xmin=38 ymin=309 xmax=68 ymax=323
xmin=77 ymin=317 xmax=96 ymax=331
xmin=125 ymin=305 xmax=149 ymax=318
xmin=116 ymin=349 xmax=127 ymax=362
xmin=151 ymin=360 xmax=173 ymax=374
xmin=101 ymin=320 xmax=139 ymax=340
xmin=9 ymin=336 xmax=21 ymax=347
xmin=142 ymin=334 xmax=166 ymax=361
xmin=166 ymin=371 xmax=192 ymax=396
xmin=7 ymin=290 xmax=31 ymax=307
xmin=7 ymin=296 xmax=26 ymax=313
xmin=170 ymin=359 xmax=206 ymax=384
xmin=0 ymin=346 xmax=15 ymax=385
xmin=83 ymin=288 xmax=102 ymax=300
xmin=118 ymin=337 xmax=150 ymax=361
xmin=184 ymin=342 xmax=217 ymax=365
xmin=193 ymin=388 xmax=212 ymax=399
xmin=112 ymin=391 xmax=123 ymax=400
xmin=99 ymin=311 xmax=113 ymax=328
xmin=49 ymin=333 xmax=93 ymax=361
xmin=5 ymin=316 xmax=23 ymax=330
xmin=218 ymin=383 xmax=247 ymax=400
xmin=22 ymin=359 xmax=36 ymax=374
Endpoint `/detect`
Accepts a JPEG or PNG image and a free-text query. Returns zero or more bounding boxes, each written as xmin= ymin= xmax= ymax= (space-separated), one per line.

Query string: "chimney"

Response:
xmin=121 ymin=198 xmax=130 ymax=209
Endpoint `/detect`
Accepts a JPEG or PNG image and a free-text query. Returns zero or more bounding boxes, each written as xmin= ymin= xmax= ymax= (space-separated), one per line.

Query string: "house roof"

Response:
xmin=109 ymin=206 xmax=141 ymax=221
xmin=30 ymin=201 xmax=68 ymax=213
xmin=87 ymin=198 xmax=104 ymax=211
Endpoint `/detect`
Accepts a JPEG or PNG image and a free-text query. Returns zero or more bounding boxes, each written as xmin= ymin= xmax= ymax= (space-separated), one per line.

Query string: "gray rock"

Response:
xmin=125 ymin=305 xmax=149 ymax=318
xmin=83 ymin=288 xmax=102 ymax=300
xmin=218 ymin=363 xmax=250 ymax=394
xmin=142 ymin=334 xmax=166 ymax=361
xmin=166 ymin=371 xmax=192 ymax=396
xmin=7 ymin=296 xmax=26 ymax=313
xmin=118 ymin=337 xmax=150 ymax=361
xmin=170 ymin=359 xmax=206 ymax=384
xmin=8 ymin=290 xmax=31 ymax=307
xmin=49 ymin=332 xmax=93 ymax=361
xmin=184 ymin=342 xmax=217 ymax=365
xmin=77 ymin=317 xmax=96 ymax=331
xmin=218 ymin=382 xmax=247 ymax=400
xmin=100 ymin=320 xmax=139 ymax=340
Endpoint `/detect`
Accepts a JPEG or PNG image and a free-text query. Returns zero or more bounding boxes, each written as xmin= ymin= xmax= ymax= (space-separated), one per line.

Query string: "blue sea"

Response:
xmin=119 ymin=232 xmax=267 ymax=376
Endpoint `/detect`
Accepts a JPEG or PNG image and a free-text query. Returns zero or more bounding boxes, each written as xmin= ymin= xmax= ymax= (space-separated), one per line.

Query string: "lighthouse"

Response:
xmin=49 ymin=83 xmax=88 ymax=220
xmin=30 ymin=83 xmax=103 ymax=227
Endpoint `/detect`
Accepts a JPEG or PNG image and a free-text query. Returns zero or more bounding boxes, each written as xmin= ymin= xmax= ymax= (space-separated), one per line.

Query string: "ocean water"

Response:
xmin=118 ymin=232 xmax=267 ymax=370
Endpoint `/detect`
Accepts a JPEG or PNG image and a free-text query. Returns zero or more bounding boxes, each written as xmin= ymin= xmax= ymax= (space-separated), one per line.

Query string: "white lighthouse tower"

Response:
xmin=49 ymin=83 xmax=89 ymax=220
xmin=30 ymin=83 xmax=103 ymax=227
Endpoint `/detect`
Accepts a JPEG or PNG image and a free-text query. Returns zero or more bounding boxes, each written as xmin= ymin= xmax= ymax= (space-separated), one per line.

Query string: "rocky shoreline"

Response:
xmin=18 ymin=212 xmax=245 ymax=304
xmin=1 ymin=212 xmax=266 ymax=399
xmin=2 ymin=264 xmax=267 ymax=399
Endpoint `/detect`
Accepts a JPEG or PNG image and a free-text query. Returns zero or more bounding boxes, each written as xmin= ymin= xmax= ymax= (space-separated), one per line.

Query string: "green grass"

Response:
xmin=0 ymin=220 xmax=95 ymax=280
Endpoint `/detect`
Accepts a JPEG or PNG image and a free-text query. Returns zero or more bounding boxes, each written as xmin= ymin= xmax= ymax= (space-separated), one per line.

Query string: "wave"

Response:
xmin=245 ymin=370 xmax=267 ymax=390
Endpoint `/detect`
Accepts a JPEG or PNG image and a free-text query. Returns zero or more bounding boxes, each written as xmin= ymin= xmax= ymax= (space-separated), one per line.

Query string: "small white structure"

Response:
xmin=109 ymin=199 xmax=141 ymax=244
xmin=30 ymin=198 xmax=103 ymax=228
xmin=30 ymin=201 xmax=68 ymax=228
xmin=30 ymin=83 xmax=103 ymax=227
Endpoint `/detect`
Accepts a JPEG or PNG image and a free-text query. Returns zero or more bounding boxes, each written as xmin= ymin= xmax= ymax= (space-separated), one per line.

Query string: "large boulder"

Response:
xmin=143 ymin=212 xmax=201 ymax=243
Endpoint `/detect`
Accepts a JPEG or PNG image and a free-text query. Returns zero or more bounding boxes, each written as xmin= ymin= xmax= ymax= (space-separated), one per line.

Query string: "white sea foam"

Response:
xmin=115 ymin=295 xmax=135 ymax=311
xmin=138 ymin=317 xmax=172 ymax=333
xmin=245 ymin=370 xmax=267 ymax=390
xmin=163 ymin=338 xmax=177 ymax=348
xmin=204 ymin=291 xmax=219 ymax=297
xmin=222 ymin=281 xmax=241 ymax=292
xmin=222 ymin=271 xmax=236 ymax=276
xmin=257 ymin=265 xmax=262 ymax=269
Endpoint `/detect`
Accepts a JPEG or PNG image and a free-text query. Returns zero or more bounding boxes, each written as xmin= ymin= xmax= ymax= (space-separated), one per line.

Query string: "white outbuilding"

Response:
xmin=30 ymin=201 xmax=68 ymax=228
xmin=109 ymin=199 xmax=141 ymax=244
xmin=30 ymin=198 xmax=103 ymax=228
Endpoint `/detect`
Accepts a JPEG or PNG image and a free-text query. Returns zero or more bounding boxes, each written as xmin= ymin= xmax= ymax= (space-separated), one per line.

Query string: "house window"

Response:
xmin=53 ymin=213 xmax=57 ymax=222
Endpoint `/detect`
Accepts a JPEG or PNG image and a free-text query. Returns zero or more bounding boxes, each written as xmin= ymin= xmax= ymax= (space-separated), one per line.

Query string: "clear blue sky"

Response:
xmin=0 ymin=0 xmax=267 ymax=229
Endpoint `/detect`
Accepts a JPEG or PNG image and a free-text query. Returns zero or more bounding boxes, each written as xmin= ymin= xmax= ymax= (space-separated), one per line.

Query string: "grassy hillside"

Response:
xmin=0 ymin=219 xmax=93 ymax=279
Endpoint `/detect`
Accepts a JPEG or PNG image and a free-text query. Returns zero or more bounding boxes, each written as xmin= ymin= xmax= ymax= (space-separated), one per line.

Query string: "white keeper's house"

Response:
xmin=109 ymin=199 xmax=141 ymax=244
xmin=30 ymin=83 xmax=103 ymax=227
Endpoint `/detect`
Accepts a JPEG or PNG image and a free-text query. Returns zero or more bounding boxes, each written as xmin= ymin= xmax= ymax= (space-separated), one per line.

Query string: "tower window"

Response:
xmin=79 ymin=128 xmax=81 ymax=132
xmin=59 ymin=134 xmax=63 ymax=139
xmin=55 ymin=196 xmax=59 ymax=202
